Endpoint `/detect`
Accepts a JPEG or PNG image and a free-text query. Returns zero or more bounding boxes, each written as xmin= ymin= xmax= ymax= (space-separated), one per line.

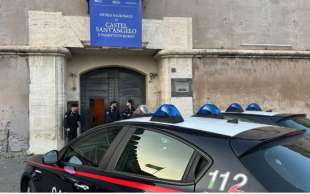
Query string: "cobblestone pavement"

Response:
xmin=0 ymin=156 xmax=28 ymax=192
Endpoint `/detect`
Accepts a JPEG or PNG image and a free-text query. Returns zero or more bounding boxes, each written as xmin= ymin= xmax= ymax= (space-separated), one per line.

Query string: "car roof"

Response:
xmin=223 ymin=111 xmax=307 ymax=120
xmin=117 ymin=116 xmax=271 ymax=137
xmin=224 ymin=111 xmax=280 ymax=116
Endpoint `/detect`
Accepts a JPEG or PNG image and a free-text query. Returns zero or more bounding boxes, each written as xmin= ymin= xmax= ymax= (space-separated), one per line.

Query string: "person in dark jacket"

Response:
xmin=64 ymin=104 xmax=81 ymax=142
xmin=106 ymin=101 xmax=121 ymax=123
xmin=121 ymin=99 xmax=136 ymax=120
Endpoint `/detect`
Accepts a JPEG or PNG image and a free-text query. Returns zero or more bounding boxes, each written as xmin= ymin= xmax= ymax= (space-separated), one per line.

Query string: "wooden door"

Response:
xmin=90 ymin=98 xmax=105 ymax=127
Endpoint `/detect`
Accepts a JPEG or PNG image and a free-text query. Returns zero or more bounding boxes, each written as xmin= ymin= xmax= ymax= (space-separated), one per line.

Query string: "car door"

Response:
xmin=29 ymin=158 xmax=74 ymax=192
xmin=31 ymin=164 xmax=74 ymax=192
xmin=98 ymin=126 xmax=198 ymax=192
xmin=37 ymin=125 xmax=126 ymax=192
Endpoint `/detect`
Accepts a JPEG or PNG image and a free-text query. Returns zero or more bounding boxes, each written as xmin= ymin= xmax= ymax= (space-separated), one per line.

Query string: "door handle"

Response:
xmin=74 ymin=183 xmax=90 ymax=191
xmin=34 ymin=169 xmax=42 ymax=174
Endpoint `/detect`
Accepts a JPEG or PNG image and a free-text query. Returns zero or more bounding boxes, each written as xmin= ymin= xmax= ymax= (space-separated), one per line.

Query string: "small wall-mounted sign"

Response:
xmin=171 ymin=78 xmax=193 ymax=97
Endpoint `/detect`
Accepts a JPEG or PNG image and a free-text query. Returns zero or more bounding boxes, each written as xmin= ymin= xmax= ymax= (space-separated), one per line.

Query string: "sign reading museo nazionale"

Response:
xmin=90 ymin=0 xmax=142 ymax=48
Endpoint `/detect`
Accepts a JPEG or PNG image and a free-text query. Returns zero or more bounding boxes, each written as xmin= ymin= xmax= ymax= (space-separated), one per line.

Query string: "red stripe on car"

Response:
xmin=27 ymin=161 xmax=181 ymax=192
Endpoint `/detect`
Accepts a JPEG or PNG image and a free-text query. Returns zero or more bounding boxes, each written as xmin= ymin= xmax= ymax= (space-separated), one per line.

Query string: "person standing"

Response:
xmin=106 ymin=101 xmax=121 ymax=123
xmin=64 ymin=103 xmax=81 ymax=142
xmin=121 ymin=99 xmax=136 ymax=120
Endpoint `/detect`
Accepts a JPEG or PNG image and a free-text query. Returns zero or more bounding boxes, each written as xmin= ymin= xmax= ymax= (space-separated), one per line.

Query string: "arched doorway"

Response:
xmin=80 ymin=67 xmax=146 ymax=131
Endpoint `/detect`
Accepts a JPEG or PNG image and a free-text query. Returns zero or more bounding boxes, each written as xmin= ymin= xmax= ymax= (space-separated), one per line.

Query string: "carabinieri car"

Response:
xmin=21 ymin=104 xmax=310 ymax=192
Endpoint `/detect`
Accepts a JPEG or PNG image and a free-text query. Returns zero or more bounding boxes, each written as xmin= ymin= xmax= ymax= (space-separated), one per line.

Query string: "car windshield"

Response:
xmin=241 ymin=135 xmax=310 ymax=192
xmin=279 ymin=116 xmax=310 ymax=136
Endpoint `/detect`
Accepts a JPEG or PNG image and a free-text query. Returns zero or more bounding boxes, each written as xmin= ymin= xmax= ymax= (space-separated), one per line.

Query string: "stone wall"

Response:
xmin=144 ymin=0 xmax=310 ymax=50
xmin=156 ymin=51 xmax=194 ymax=116
xmin=28 ymin=11 xmax=192 ymax=50
xmin=28 ymin=48 xmax=68 ymax=154
xmin=0 ymin=0 xmax=88 ymax=46
xmin=4 ymin=0 xmax=310 ymax=49
xmin=193 ymin=50 xmax=310 ymax=115
xmin=0 ymin=54 xmax=29 ymax=153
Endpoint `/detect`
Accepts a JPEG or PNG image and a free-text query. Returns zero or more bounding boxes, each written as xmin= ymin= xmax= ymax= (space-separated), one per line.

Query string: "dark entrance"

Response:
xmin=80 ymin=67 xmax=146 ymax=131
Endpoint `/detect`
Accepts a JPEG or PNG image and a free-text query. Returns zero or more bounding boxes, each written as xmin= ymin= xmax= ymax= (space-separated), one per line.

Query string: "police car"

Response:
xmin=21 ymin=104 xmax=310 ymax=192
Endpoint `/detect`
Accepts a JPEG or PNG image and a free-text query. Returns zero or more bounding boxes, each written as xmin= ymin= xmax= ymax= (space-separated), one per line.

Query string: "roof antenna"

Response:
xmin=227 ymin=118 xmax=239 ymax=124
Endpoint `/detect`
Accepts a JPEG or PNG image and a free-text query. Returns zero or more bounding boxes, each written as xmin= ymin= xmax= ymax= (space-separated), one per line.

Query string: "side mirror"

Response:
xmin=42 ymin=150 xmax=59 ymax=165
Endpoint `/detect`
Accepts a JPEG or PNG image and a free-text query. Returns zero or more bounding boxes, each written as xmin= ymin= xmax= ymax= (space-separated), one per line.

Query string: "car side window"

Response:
xmin=115 ymin=127 xmax=195 ymax=182
xmin=62 ymin=126 xmax=122 ymax=168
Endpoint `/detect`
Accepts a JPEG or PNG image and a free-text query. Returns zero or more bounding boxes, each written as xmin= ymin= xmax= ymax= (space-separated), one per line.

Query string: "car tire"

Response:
xmin=25 ymin=179 xmax=36 ymax=193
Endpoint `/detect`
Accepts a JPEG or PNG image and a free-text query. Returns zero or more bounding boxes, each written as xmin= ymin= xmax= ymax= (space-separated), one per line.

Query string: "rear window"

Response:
xmin=241 ymin=135 xmax=310 ymax=192
xmin=115 ymin=128 xmax=195 ymax=181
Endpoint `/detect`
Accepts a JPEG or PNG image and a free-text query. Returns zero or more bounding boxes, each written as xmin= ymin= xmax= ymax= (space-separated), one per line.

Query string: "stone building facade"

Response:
xmin=1 ymin=0 xmax=310 ymax=154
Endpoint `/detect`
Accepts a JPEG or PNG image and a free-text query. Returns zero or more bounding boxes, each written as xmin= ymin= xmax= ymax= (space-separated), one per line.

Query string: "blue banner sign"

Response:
xmin=90 ymin=0 xmax=142 ymax=48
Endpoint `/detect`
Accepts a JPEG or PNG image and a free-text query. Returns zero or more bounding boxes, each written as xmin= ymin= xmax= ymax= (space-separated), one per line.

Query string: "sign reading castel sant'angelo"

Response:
xmin=90 ymin=0 xmax=142 ymax=48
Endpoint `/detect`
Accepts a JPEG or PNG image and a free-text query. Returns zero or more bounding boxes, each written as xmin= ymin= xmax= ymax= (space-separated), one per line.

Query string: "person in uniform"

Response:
xmin=106 ymin=101 xmax=121 ymax=123
xmin=121 ymin=99 xmax=136 ymax=120
xmin=64 ymin=104 xmax=81 ymax=142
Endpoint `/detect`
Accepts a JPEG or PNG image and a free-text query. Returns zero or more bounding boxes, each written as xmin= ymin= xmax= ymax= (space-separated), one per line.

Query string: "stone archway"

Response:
xmin=80 ymin=67 xmax=146 ymax=131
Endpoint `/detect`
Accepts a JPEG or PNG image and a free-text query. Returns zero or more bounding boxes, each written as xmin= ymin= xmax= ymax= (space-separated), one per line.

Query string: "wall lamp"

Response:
xmin=70 ymin=73 xmax=77 ymax=91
